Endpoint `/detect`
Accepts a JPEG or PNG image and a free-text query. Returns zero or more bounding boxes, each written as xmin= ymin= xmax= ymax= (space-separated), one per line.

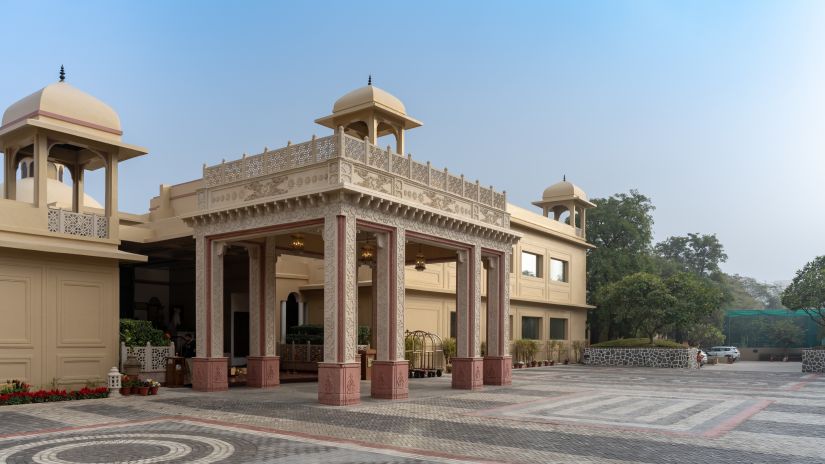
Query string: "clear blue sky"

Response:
xmin=1 ymin=1 xmax=823 ymax=283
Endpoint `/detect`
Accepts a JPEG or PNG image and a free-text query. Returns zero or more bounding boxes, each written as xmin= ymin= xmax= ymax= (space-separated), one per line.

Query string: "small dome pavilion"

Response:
xmin=315 ymin=78 xmax=422 ymax=155
xmin=532 ymin=177 xmax=595 ymax=237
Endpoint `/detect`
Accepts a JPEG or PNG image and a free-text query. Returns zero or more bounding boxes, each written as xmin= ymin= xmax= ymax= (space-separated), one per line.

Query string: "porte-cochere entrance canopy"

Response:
xmin=183 ymin=85 xmax=519 ymax=405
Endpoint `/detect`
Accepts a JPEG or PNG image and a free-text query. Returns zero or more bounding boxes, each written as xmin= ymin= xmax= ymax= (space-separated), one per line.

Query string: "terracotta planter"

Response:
xmin=149 ymin=386 xmax=159 ymax=395
xmin=530 ymin=361 xmax=537 ymax=367
xmin=131 ymin=386 xmax=140 ymax=394
xmin=119 ymin=387 xmax=131 ymax=396
xmin=138 ymin=386 xmax=150 ymax=396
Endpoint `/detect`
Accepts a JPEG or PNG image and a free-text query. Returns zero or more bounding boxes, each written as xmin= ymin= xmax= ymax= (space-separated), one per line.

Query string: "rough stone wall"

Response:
xmin=802 ymin=349 xmax=825 ymax=373
xmin=583 ymin=348 xmax=699 ymax=369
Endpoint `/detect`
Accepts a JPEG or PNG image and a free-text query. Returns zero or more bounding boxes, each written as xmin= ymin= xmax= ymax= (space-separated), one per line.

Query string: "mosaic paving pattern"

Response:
xmin=0 ymin=362 xmax=822 ymax=463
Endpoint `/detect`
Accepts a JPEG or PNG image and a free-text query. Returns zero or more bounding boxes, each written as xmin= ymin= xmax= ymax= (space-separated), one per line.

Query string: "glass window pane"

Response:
xmin=450 ymin=312 xmax=457 ymax=339
xmin=521 ymin=316 xmax=540 ymax=340
xmin=549 ymin=318 xmax=567 ymax=340
xmin=521 ymin=252 xmax=541 ymax=277
xmin=550 ymin=259 xmax=568 ymax=282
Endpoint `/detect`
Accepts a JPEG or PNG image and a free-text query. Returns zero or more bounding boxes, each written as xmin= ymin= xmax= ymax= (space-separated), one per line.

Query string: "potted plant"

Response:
xmin=146 ymin=379 xmax=160 ymax=395
xmin=119 ymin=375 xmax=131 ymax=396
xmin=137 ymin=380 xmax=150 ymax=396
xmin=130 ymin=378 xmax=140 ymax=394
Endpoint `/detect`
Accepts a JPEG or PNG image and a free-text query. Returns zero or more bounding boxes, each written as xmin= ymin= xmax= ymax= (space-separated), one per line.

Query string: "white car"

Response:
xmin=707 ymin=346 xmax=740 ymax=360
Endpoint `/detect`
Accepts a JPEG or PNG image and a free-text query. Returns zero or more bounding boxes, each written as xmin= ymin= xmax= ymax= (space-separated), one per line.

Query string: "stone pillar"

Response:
xmin=105 ymin=151 xmax=119 ymax=240
xmin=483 ymin=253 xmax=512 ymax=385
xmin=452 ymin=245 xmax=483 ymax=390
xmin=372 ymin=228 xmax=408 ymax=399
xmin=34 ymin=134 xmax=48 ymax=208
xmin=4 ymin=148 xmax=16 ymax=200
xmin=193 ymin=240 xmax=228 ymax=392
xmin=318 ymin=214 xmax=360 ymax=405
xmin=247 ymin=239 xmax=280 ymax=387
xmin=72 ymin=164 xmax=84 ymax=213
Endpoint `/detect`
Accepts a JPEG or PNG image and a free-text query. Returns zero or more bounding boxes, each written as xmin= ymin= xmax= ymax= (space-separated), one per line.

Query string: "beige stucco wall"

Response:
xmin=0 ymin=248 xmax=119 ymax=389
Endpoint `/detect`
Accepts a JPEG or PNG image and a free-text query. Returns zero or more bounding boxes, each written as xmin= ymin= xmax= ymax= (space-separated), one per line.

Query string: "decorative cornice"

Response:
xmin=0 ymin=110 xmax=123 ymax=136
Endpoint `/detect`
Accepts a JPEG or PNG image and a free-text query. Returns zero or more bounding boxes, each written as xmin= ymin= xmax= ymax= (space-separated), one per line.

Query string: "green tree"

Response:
xmin=685 ymin=323 xmax=725 ymax=348
xmin=665 ymin=272 xmax=725 ymax=341
xmin=654 ymin=233 xmax=728 ymax=278
xmin=724 ymin=274 xmax=786 ymax=309
xmin=770 ymin=319 xmax=805 ymax=353
xmin=597 ymin=272 xmax=676 ymax=344
xmin=586 ymin=190 xmax=656 ymax=341
xmin=782 ymin=256 xmax=825 ymax=328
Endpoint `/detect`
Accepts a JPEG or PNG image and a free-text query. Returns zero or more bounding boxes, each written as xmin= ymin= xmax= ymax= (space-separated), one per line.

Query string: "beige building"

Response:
xmin=0 ymin=73 xmax=594 ymax=398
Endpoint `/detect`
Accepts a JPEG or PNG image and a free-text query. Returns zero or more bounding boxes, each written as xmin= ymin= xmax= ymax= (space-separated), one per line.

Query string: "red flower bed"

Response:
xmin=0 ymin=387 xmax=109 ymax=406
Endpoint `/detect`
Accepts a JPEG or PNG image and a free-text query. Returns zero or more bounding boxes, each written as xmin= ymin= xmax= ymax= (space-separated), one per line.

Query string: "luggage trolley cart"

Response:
xmin=404 ymin=330 xmax=445 ymax=378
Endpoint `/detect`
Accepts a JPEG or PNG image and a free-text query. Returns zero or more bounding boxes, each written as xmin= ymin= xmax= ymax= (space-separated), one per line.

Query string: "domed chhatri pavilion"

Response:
xmin=0 ymin=73 xmax=594 ymax=405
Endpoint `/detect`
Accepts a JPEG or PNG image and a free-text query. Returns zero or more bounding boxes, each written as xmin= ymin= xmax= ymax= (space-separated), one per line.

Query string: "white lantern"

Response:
xmin=107 ymin=366 xmax=122 ymax=393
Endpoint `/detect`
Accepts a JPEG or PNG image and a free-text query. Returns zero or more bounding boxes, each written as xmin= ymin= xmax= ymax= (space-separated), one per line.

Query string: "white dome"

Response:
xmin=0 ymin=177 xmax=103 ymax=209
xmin=2 ymin=82 xmax=121 ymax=140
xmin=542 ymin=180 xmax=589 ymax=202
xmin=332 ymin=85 xmax=407 ymax=115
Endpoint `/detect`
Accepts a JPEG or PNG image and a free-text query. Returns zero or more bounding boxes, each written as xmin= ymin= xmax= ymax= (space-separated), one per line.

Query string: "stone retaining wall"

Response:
xmin=802 ymin=349 xmax=825 ymax=373
xmin=583 ymin=347 xmax=698 ymax=369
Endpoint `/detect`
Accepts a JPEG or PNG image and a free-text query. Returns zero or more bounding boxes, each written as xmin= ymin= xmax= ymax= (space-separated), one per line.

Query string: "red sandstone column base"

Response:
xmin=247 ymin=356 xmax=280 ymax=388
xmin=483 ymin=356 xmax=512 ymax=385
xmin=318 ymin=362 xmax=361 ymax=405
xmin=192 ymin=357 xmax=229 ymax=392
xmin=451 ymin=357 xmax=483 ymax=390
xmin=371 ymin=360 xmax=409 ymax=399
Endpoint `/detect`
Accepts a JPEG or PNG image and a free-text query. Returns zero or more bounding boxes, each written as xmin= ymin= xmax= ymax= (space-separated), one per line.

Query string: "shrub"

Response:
xmin=0 ymin=386 xmax=109 ymax=406
xmin=590 ymin=338 xmax=685 ymax=349
xmin=442 ymin=337 xmax=457 ymax=363
xmin=283 ymin=324 xmax=372 ymax=345
xmin=120 ymin=319 xmax=167 ymax=347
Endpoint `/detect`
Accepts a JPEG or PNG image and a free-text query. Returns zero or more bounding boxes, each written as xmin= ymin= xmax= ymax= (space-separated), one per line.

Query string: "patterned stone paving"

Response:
xmin=0 ymin=362 xmax=822 ymax=463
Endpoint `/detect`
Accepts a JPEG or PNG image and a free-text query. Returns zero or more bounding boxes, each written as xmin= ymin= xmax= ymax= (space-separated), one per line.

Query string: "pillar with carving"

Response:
xmin=247 ymin=238 xmax=280 ymax=387
xmin=452 ymin=245 xmax=483 ymax=390
xmin=318 ymin=214 xmax=360 ymax=405
xmin=193 ymin=239 xmax=229 ymax=392
xmin=371 ymin=227 xmax=409 ymax=399
xmin=483 ymin=252 xmax=512 ymax=385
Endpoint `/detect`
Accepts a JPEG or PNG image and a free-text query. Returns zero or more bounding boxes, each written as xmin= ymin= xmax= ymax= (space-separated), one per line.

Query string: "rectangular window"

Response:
xmin=521 ymin=316 xmax=541 ymax=340
xmin=521 ymin=251 xmax=542 ymax=278
xmin=550 ymin=258 xmax=568 ymax=282
xmin=509 ymin=315 xmax=513 ymax=340
xmin=549 ymin=318 xmax=568 ymax=340
xmin=450 ymin=311 xmax=457 ymax=339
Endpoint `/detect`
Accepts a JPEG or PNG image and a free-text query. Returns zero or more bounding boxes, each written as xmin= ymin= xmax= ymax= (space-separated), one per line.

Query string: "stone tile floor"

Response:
xmin=0 ymin=361 xmax=821 ymax=463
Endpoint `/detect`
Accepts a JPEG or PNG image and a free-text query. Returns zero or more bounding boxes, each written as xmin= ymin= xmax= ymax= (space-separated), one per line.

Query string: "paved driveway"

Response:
xmin=0 ymin=364 xmax=822 ymax=463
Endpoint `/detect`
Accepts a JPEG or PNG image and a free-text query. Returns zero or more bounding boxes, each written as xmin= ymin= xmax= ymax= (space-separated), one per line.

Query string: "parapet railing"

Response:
xmin=47 ymin=207 xmax=108 ymax=239
xmin=202 ymin=132 xmax=507 ymax=212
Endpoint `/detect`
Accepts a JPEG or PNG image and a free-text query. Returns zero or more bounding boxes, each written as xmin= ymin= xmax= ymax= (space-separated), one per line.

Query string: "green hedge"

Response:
xmin=590 ymin=338 xmax=685 ymax=349
xmin=283 ymin=324 xmax=371 ymax=345
xmin=120 ymin=319 xmax=167 ymax=347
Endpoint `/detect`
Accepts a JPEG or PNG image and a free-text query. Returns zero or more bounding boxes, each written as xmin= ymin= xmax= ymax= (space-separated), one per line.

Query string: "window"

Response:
xmin=509 ymin=315 xmax=513 ymax=340
xmin=521 ymin=316 xmax=541 ymax=340
xmin=550 ymin=258 xmax=568 ymax=282
xmin=450 ymin=311 xmax=457 ymax=339
xmin=549 ymin=318 xmax=568 ymax=340
xmin=521 ymin=251 xmax=542 ymax=278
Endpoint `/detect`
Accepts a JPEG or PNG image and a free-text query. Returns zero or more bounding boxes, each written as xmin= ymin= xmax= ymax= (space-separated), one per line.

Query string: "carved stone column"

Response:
xmin=247 ymin=238 xmax=280 ymax=388
xmin=372 ymin=228 xmax=408 ymax=399
xmin=483 ymin=252 xmax=512 ymax=385
xmin=318 ymin=214 xmax=360 ymax=405
xmin=193 ymin=240 xmax=229 ymax=392
xmin=452 ymin=245 xmax=483 ymax=390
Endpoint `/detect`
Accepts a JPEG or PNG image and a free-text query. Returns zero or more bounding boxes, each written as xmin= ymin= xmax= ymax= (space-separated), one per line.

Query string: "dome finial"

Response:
xmin=368 ymin=74 xmax=372 ymax=86
xmin=563 ymin=174 xmax=566 ymax=182
xmin=59 ymin=65 xmax=65 ymax=82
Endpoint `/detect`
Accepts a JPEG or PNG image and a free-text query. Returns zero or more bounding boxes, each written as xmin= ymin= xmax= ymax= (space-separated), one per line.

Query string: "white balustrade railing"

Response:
xmin=47 ymin=208 xmax=108 ymax=239
xmin=202 ymin=132 xmax=508 ymax=212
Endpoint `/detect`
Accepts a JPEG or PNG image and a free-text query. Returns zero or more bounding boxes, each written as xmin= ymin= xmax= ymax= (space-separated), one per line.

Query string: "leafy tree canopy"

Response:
xmin=782 ymin=256 xmax=825 ymax=328
xmin=597 ymin=272 xmax=677 ymax=344
xmin=655 ymin=233 xmax=727 ymax=277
